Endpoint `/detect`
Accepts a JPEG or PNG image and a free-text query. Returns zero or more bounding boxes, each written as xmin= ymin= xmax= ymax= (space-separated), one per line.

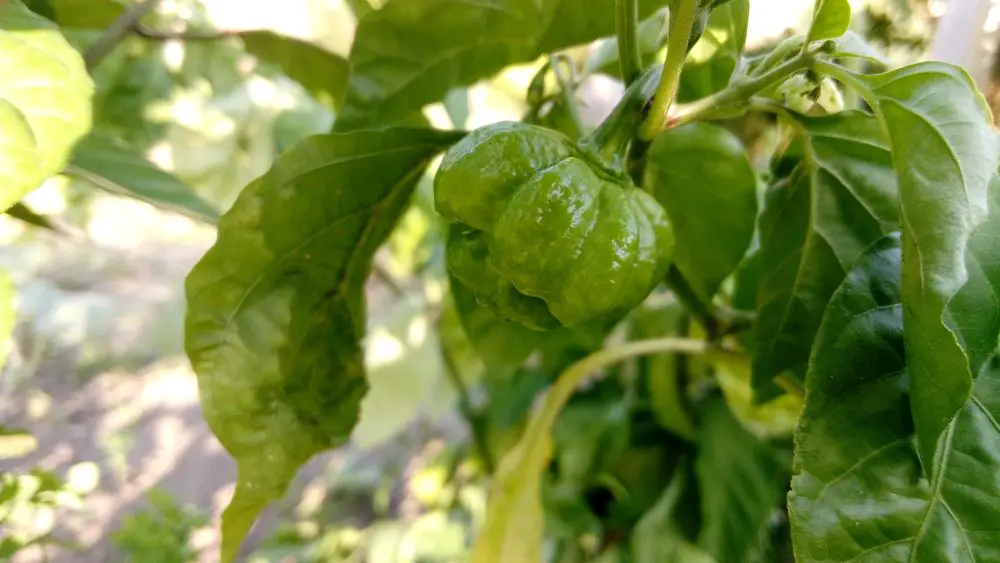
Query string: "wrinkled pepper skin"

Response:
xmin=435 ymin=121 xmax=675 ymax=328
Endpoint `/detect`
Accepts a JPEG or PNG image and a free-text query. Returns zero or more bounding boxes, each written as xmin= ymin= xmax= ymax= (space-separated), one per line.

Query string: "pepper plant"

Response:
xmin=3 ymin=0 xmax=1000 ymax=561
xmin=186 ymin=0 xmax=1000 ymax=560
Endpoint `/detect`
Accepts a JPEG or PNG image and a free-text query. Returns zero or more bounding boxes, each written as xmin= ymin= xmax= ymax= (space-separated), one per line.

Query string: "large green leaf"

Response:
xmin=678 ymin=0 xmax=749 ymax=102
xmin=805 ymin=0 xmax=851 ymax=44
xmin=337 ymin=0 xmax=663 ymax=129
xmin=752 ymin=110 xmax=898 ymax=401
xmin=184 ymin=127 xmax=462 ymax=562
xmin=850 ymin=62 xmax=1000 ymax=469
xmin=25 ymin=0 xmax=124 ymax=28
xmin=67 ymin=133 xmax=219 ymax=223
xmin=645 ymin=122 xmax=757 ymax=302
xmin=0 ymin=0 xmax=93 ymax=211
xmin=696 ymin=398 xmax=784 ymax=562
xmin=240 ymin=31 xmax=349 ymax=110
xmin=790 ymin=232 xmax=1000 ymax=561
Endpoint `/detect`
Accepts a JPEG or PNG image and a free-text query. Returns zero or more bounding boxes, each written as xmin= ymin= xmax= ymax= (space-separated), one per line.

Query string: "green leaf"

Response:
xmin=25 ymin=0 xmax=124 ymax=28
xmin=645 ymin=122 xmax=757 ymax=302
xmin=337 ymin=0 xmax=664 ymax=129
xmin=586 ymin=8 xmax=669 ymax=77
xmin=632 ymin=468 xmax=716 ymax=563
xmin=239 ymin=31 xmax=349 ymax=110
xmin=0 ymin=0 xmax=93 ymax=211
xmin=184 ymin=127 xmax=462 ymax=562
xmin=678 ymin=0 xmax=749 ymax=102
xmin=832 ymin=31 xmax=889 ymax=67
xmin=790 ymin=231 xmax=1000 ymax=561
xmin=631 ymin=301 xmax=697 ymax=440
xmin=66 ymin=133 xmax=219 ymax=224
xmin=805 ymin=0 xmax=851 ymax=44
xmin=849 ymin=62 xmax=1000 ymax=469
xmin=5 ymin=202 xmax=67 ymax=234
xmin=696 ymin=398 xmax=784 ymax=562
xmin=948 ymin=172 xmax=1000 ymax=385
xmin=752 ymin=110 xmax=898 ymax=401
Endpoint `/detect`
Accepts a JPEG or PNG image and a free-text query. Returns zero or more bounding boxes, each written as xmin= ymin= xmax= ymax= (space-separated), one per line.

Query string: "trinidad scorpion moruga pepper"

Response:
xmin=434 ymin=67 xmax=675 ymax=330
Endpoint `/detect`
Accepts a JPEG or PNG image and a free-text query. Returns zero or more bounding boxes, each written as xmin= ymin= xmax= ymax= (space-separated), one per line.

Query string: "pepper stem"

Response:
xmin=639 ymin=0 xmax=701 ymax=139
xmin=579 ymin=64 xmax=663 ymax=176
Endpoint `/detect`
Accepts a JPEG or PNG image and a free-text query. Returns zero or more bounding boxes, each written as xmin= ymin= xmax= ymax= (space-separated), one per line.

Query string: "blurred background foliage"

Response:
xmin=1 ymin=0 xmax=997 ymax=561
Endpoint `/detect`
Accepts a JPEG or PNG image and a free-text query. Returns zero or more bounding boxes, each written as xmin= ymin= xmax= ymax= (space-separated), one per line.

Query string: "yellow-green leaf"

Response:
xmin=0 ymin=0 xmax=93 ymax=211
xmin=185 ymin=127 xmax=462 ymax=562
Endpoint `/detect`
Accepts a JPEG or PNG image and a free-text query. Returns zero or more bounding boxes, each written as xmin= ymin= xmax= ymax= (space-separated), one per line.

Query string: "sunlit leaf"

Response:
xmin=184 ymin=127 xmax=463 ymax=562
xmin=0 ymin=0 xmax=92 ymax=211
xmin=805 ymin=0 xmax=851 ymax=44
xmin=67 ymin=133 xmax=219 ymax=224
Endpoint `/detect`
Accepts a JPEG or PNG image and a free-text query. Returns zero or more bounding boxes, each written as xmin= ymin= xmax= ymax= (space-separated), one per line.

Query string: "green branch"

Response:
xmin=84 ymin=0 xmax=161 ymax=71
xmin=615 ymin=0 xmax=642 ymax=85
xmin=515 ymin=337 xmax=744 ymax=470
xmin=639 ymin=0 xmax=700 ymax=139
xmin=666 ymin=50 xmax=815 ymax=130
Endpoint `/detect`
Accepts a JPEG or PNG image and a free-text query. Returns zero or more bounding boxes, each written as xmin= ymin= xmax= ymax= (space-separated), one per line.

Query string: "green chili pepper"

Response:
xmin=435 ymin=67 xmax=675 ymax=329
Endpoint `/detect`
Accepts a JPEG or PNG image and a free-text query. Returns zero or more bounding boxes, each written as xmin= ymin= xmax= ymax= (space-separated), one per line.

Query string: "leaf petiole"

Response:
xmin=811 ymin=58 xmax=874 ymax=100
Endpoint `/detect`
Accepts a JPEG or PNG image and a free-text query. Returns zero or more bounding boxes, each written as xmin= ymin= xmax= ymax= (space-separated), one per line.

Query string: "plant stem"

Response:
xmin=580 ymin=65 xmax=662 ymax=176
xmin=134 ymin=26 xmax=234 ymax=40
xmin=812 ymin=59 xmax=873 ymax=98
xmin=667 ymin=51 xmax=815 ymax=130
xmin=84 ymin=0 xmax=161 ymax=71
xmin=639 ymin=0 xmax=700 ymax=139
xmin=666 ymin=266 xmax=719 ymax=338
xmin=615 ymin=0 xmax=642 ymax=85
xmin=440 ymin=339 xmax=495 ymax=474
xmin=516 ymin=337 xmax=742 ymax=468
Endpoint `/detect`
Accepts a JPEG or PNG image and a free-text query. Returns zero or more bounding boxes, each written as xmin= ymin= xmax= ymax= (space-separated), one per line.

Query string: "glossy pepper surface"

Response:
xmin=435 ymin=118 xmax=674 ymax=329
